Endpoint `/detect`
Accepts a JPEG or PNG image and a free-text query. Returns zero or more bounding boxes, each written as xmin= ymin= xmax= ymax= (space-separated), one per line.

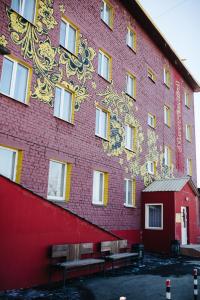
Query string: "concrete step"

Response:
xmin=180 ymin=244 xmax=200 ymax=257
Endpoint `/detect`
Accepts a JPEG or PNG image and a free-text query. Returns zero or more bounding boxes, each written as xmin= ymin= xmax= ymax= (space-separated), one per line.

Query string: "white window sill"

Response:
xmin=100 ymin=18 xmax=113 ymax=30
xmin=127 ymin=44 xmax=136 ymax=54
xmin=98 ymin=73 xmax=112 ymax=84
xmin=125 ymin=146 xmax=135 ymax=153
xmin=92 ymin=202 xmax=104 ymax=207
xmin=59 ymin=44 xmax=78 ymax=58
xmin=124 ymin=204 xmax=135 ymax=208
xmin=145 ymin=227 xmax=163 ymax=230
xmin=47 ymin=196 xmax=65 ymax=201
xmin=95 ymin=133 xmax=109 ymax=142
xmin=54 ymin=115 xmax=74 ymax=126
xmin=125 ymin=92 xmax=136 ymax=101
xmin=148 ymin=76 xmax=156 ymax=83
xmin=148 ymin=124 xmax=156 ymax=129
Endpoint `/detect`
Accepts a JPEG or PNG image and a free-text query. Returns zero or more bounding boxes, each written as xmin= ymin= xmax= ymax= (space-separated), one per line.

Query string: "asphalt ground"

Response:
xmin=1 ymin=254 xmax=200 ymax=300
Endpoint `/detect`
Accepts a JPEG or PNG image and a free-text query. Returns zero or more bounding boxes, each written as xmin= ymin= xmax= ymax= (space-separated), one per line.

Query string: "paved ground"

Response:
xmin=1 ymin=254 xmax=200 ymax=299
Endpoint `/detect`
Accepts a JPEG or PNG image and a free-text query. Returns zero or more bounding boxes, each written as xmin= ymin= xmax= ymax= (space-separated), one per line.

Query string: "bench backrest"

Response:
xmin=51 ymin=243 xmax=94 ymax=260
xmin=101 ymin=240 xmax=128 ymax=254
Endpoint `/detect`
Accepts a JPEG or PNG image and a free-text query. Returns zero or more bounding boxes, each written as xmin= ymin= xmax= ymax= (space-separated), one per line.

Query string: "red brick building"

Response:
xmin=0 ymin=0 xmax=199 ymax=246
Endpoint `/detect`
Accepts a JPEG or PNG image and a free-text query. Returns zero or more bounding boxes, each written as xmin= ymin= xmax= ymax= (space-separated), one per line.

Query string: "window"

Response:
xmin=47 ymin=160 xmax=72 ymax=201
xmin=145 ymin=204 xmax=163 ymax=229
xmin=124 ymin=179 xmax=136 ymax=207
xmin=126 ymin=72 xmax=136 ymax=98
xmin=0 ymin=145 xmax=23 ymax=183
xmin=164 ymin=105 xmax=171 ymax=127
xmin=95 ymin=107 xmax=110 ymax=140
xmin=92 ymin=170 xmax=109 ymax=205
xmin=186 ymin=158 xmax=192 ymax=176
xmin=148 ymin=113 xmax=156 ymax=128
xmin=100 ymin=0 xmax=113 ymax=28
xmin=164 ymin=146 xmax=171 ymax=167
xmin=126 ymin=27 xmax=136 ymax=51
xmin=146 ymin=161 xmax=156 ymax=175
xmin=0 ymin=56 xmax=31 ymax=104
xmin=54 ymin=86 xmax=74 ymax=123
xmin=163 ymin=67 xmax=170 ymax=87
xmin=147 ymin=68 xmax=156 ymax=82
xmin=125 ymin=125 xmax=136 ymax=151
xmin=11 ymin=0 xmax=36 ymax=23
xmin=98 ymin=49 xmax=112 ymax=81
xmin=186 ymin=124 xmax=192 ymax=142
xmin=185 ymin=92 xmax=191 ymax=108
xmin=60 ymin=17 xmax=79 ymax=55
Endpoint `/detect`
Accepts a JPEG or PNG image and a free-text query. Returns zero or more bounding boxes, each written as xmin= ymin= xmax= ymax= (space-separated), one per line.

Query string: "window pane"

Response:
xmin=103 ymin=55 xmax=109 ymax=80
xmin=11 ymin=0 xmax=20 ymax=12
xmin=99 ymin=173 xmax=103 ymax=203
xmin=124 ymin=180 xmax=127 ymax=204
xmin=60 ymin=21 xmax=66 ymax=47
xmin=149 ymin=205 xmax=161 ymax=228
xmin=24 ymin=0 xmax=35 ymax=23
xmin=100 ymin=1 xmax=104 ymax=19
xmin=101 ymin=110 xmax=107 ymax=138
xmin=0 ymin=148 xmax=16 ymax=180
xmin=0 ymin=58 xmax=13 ymax=95
xmin=104 ymin=4 xmax=110 ymax=25
xmin=68 ymin=25 xmax=76 ymax=54
xmin=128 ymin=30 xmax=134 ymax=48
xmin=54 ymin=87 xmax=61 ymax=117
xmin=47 ymin=161 xmax=65 ymax=198
xmin=128 ymin=180 xmax=132 ymax=205
xmin=14 ymin=63 xmax=28 ymax=103
xmin=127 ymin=76 xmax=133 ymax=96
xmin=93 ymin=171 xmax=100 ymax=203
xmin=95 ymin=109 xmax=100 ymax=134
xmin=98 ymin=52 xmax=102 ymax=75
xmin=63 ymin=90 xmax=72 ymax=122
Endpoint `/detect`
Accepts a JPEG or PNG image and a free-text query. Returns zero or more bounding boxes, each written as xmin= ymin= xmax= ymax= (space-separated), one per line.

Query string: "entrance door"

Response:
xmin=181 ymin=207 xmax=188 ymax=245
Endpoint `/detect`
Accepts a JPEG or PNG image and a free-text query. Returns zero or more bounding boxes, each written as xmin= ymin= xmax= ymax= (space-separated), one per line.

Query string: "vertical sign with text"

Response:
xmin=174 ymin=71 xmax=184 ymax=172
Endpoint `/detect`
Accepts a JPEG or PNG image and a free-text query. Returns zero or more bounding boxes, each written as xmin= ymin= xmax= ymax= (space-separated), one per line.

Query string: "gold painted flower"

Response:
xmin=38 ymin=39 xmax=57 ymax=70
xmin=10 ymin=12 xmax=27 ymax=34
xmin=0 ymin=35 xmax=8 ymax=47
xmin=32 ymin=78 xmax=54 ymax=105
xmin=38 ymin=1 xmax=57 ymax=30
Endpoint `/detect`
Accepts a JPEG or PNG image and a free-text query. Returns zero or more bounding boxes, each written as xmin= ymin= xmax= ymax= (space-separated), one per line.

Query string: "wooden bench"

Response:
xmin=101 ymin=240 xmax=139 ymax=271
xmin=50 ymin=243 xmax=105 ymax=286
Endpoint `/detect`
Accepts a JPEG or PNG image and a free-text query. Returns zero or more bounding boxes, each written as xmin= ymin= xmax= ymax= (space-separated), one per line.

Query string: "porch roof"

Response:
xmin=143 ymin=177 xmax=199 ymax=196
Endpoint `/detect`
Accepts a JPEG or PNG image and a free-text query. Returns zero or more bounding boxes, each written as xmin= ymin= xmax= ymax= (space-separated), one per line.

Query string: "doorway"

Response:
xmin=181 ymin=206 xmax=188 ymax=245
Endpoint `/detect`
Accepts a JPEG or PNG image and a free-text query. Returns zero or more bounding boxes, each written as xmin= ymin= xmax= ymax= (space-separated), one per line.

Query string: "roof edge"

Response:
xmin=120 ymin=0 xmax=200 ymax=92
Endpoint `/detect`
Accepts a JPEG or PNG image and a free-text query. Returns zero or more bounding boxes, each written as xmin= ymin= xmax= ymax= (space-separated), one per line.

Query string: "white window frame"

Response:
xmin=47 ymin=160 xmax=67 ymax=201
xmin=92 ymin=170 xmax=104 ymax=205
xmin=146 ymin=161 xmax=155 ymax=175
xmin=126 ymin=73 xmax=136 ymax=98
xmin=95 ymin=107 xmax=109 ymax=140
xmin=60 ymin=18 xmax=78 ymax=55
xmin=54 ymin=86 xmax=73 ymax=123
xmin=126 ymin=27 xmax=136 ymax=51
xmin=148 ymin=113 xmax=156 ymax=128
xmin=0 ymin=146 xmax=18 ymax=181
xmin=124 ymin=178 xmax=135 ymax=208
xmin=145 ymin=203 xmax=163 ymax=230
xmin=163 ymin=67 xmax=170 ymax=87
xmin=98 ymin=50 xmax=111 ymax=81
xmin=0 ymin=57 xmax=29 ymax=104
xmin=125 ymin=124 xmax=134 ymax=151
xmin=164 ymin=105 xmax=170 ymax=127
xmin=101 ymin=0 xmax=112 ymax=28
xmin=186 ymin=124 xmax=192 ymax=142
xmin=147 ymin=68 xmax=156 ymax=82
xmin=184 ymin=92 xmax=190 ymax=108
xmin=11 ymin=0 xmax=36 ymax=23
xmin=164 ymin=146 xmax=171 ymax=167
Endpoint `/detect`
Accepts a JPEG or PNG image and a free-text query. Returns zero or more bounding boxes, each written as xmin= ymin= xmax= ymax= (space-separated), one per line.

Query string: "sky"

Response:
xmin=138 ymin=0 xmax=200 ymax=187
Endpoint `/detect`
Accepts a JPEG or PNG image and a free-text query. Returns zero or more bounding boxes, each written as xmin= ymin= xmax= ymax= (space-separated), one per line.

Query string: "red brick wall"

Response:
xmin=0 ymin=0 xmax=196 ymax=237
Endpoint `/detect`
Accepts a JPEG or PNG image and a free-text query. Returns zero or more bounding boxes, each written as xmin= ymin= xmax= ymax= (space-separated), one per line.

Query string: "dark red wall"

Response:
xmin=142 ymin=191 xmax=175 ymax=253
xmin=175 ymin=184 xmax=200 ymax=243
xmin=0 ymin=176 xmax=118 ymax=290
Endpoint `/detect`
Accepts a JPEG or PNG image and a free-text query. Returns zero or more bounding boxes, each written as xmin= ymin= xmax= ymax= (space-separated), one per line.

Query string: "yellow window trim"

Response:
xmin=99 ymin=48 xmax=112 ymax=82
xmin=103 ymin=172 xmax=109 ymax=206
xmin=61 ymin=15 xmax=80 ymax=56
xmin=185 ymin=91 xmax=191 ymax=108
xmin=0 ymin=144 xmax=23 ymax=184
xmin=95 ymin=104 xmax=110 ymax=141
xmin=147 ymin=67 xmax=156 ymax=82
xmin=55 ymin=83 xmax=75 ymax=124
xmin=126 ymin=71 xmax=136 ymax=99
xmin=101 ymin=0 xmax=114 ymax=29
xmin=148 ymin=113 xmax=156 ymax=128
xmin=132 ymin=179 xmax=136 ymax=207
xmin=127 ymin=25 xmax=137 ymax=52
xmin=4 ymin=54 xmax=32 ymax=105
